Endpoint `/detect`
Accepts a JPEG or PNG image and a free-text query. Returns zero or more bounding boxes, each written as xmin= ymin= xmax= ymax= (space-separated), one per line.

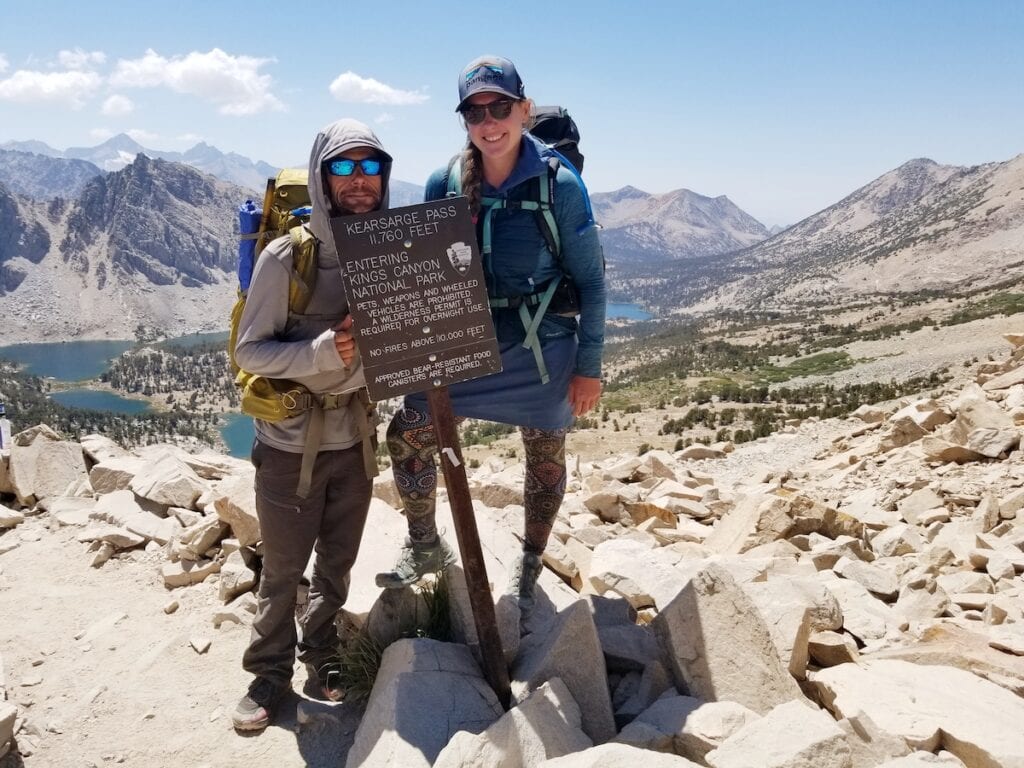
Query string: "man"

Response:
xmin=231 ymin=119 xmax=391 ymax=731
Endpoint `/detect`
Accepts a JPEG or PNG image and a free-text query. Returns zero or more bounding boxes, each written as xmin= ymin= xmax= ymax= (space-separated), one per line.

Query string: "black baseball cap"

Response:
xmin=456 ymin=55 xmax=525 ymax=112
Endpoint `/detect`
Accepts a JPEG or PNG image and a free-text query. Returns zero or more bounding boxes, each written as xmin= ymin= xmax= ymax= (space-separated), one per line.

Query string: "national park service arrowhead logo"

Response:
xmin=446 ymin=241 xmax=473 ymax=275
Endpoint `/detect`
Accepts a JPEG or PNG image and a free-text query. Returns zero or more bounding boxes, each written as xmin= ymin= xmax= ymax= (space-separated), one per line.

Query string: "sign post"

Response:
xmin=331 ymin=199 xmax=511 ymax=708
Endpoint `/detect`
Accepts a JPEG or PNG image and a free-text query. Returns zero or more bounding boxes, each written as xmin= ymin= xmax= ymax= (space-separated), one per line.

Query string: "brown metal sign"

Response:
xmin=331 ymin=198 xmax=501 ymax=401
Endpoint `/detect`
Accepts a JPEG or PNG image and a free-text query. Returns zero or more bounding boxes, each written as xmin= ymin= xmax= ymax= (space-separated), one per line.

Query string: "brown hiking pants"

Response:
xmin=242 ymin=440 xmax=372 ymax=686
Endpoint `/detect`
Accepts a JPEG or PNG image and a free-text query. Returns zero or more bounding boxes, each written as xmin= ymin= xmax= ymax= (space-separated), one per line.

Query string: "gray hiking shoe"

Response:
xmin=232 ymin=676 xmax=287 ymax=732
xmin=375 ymin=535 xmax=457 ymax=589
xmin=506 ymin=551 xmax=544 ymax=617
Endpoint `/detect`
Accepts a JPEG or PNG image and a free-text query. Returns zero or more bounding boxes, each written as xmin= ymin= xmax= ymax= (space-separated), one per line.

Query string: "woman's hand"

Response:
xmin=569 ymin=375 xmax=602 ymax=417
xmin=333 ymin=314 xmax=357 ymax=366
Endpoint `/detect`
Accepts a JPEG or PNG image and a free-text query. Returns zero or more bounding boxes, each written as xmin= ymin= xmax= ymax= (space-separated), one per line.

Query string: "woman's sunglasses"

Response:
xmin=326 ymin=158 xmax=382 ymax=177
xmin=459 ymin=98 xmax=515 ymax=125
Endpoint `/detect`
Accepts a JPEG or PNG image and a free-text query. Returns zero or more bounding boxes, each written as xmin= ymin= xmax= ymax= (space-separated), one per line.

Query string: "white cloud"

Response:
xmin=90 ymin=127 xmax=114 ymax=141
xmin=0 ymin=55 xmax=9 ymax=74
xmin=375 ymin=112 xmax=395 ymax=124
xmin=329 ymin=72 xmax=428 ymax=106
xmin=58 ymin=49 xmax=106 ymax=70
xmin=0 ymin=68 xmax=103 ymax=108
xmin=101 ymin=94 xmax=134 ymax=116
xmin=110 ymin=48 xmax=284 ymax=115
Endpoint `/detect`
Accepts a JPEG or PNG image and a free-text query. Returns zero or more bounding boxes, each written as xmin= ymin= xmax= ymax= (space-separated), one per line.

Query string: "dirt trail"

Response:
xmin=0 ymin=521 xmax=359 ymax=768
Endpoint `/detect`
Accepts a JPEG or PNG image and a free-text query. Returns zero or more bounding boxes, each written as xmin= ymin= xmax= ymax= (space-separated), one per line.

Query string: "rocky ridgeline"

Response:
xmin=3 ymin=340 xmax=1024 ymax=766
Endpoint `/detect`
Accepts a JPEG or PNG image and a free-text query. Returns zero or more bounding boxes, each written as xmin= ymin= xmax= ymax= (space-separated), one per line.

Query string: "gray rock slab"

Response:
xmin=161 ymin=558 xmax=220 ymax=588
xmin=88 ymin=456 xmax=146 ymax=495
xmin=614 ymin=695 xmax=760 ymax=763
xmin=91 ymin=489 xmax=179 ymax=544
xmin=706 ymin=699 xmax=851 ymax=768
xmin=0 ymin=701 xmax=16 ymax=756
xmin=587 ymin=538 xmax=689 ymax=611
xmin=130 ymin=452 xmax=208 ymax=508
xmin=653 ymin=562 xmax=806 ymax=715
xmin=212 ymin=473 xmax=259 ymax=546
xmin=704 ymin=492 xmax=796 ymax=555
xmin=810 ymin=659 xmax=1024 ymax=767
xmin=218 ymin=550 xmax=255 ymax=603
xmin=538 ymin=743 xmax=702 ymax=767
xmin=864 ymin=623 xmax=1024 ymax=695
xmin=47 ymin=497 xmax=95 ymax=526
xmin=876 ymin=752 xmax=966 ymax=767
xmin=512 ymin=600 xmax=617 ymax=745
xmin=835 ymin=557 xmax=900 ymax=600
xmin=345 ymin=638 xmax=503 ymax=768
xmin=743 ymin=578 xmax=836 ymax=679
xmin=434 ymin=678 xmax=593 ymax=768
xmin=0 ymin=505 xmax=24 ymax=529
xmin=79 ymin=433 xmax=128 ymax=463
xmin=821 ymin=575 xmax=899 ymax=643
xmin=9 ymin=434 xmax=87 ymax=506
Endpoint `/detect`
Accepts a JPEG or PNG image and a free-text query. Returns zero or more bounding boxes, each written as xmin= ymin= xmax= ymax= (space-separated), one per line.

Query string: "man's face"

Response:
xmin=325 ymin=147 xmax=382 ymax=214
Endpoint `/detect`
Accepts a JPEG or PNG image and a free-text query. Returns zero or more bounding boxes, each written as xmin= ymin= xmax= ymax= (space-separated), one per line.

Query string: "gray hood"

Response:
xmin=307 ymin=118 xmax=393 ymax=266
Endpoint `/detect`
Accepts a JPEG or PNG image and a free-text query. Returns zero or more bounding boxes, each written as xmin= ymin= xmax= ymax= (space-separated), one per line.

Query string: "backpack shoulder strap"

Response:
xmin=286 ymin=225 xmax=318 ymax=316
xmin=446 ymin=155 xmax=463 ymax=197
xmin=533 ymin=157 xmax=561 ymax=263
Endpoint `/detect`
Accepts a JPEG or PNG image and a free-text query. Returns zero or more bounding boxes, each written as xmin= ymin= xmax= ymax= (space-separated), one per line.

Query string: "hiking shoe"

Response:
xmin=315 ymin=659 xmax=345 ymax=702
xmin=232 ymin=677 xmax=287 ymax=732
xmin=375 ymin=535 xmax=457 ymax=589
xmin=506 ymin=551 xmax=544 ymax=617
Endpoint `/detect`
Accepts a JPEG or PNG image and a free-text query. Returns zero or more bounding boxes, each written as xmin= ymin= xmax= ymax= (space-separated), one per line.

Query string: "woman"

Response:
xmin=376 ymin=55 xmax=605 ymax=618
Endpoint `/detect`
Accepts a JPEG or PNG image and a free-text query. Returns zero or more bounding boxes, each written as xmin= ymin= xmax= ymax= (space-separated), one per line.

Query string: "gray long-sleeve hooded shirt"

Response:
xmin=234 ymin=119 xmax=392 ymax=453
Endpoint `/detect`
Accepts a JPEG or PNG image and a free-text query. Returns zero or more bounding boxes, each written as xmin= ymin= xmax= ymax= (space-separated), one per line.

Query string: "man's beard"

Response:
xmin=333 ymin=190 xmax=381 ymax=216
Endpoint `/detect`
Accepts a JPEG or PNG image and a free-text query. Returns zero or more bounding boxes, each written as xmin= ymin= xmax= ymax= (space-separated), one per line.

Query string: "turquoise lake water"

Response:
xmin=0 ymin=339 xmax=135 ymax=380
xmin=606 ymin=302 xmax=652 ymax=320
xmin=50 ymin=389 xmax=152 ymax=415
xmin=221 ymin=413 xmax=255 ymax=459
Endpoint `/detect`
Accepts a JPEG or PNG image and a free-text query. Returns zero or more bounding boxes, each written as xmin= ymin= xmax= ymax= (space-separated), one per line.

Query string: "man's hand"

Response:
xmin=568 ymin=375 xmax=601 ymax=417
xmin=333 ymin=315 xmax=357 ymax=366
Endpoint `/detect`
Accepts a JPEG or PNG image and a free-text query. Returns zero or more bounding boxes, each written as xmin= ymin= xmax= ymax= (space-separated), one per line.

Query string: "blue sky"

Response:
xmin=1 ymin=0 xmax=1022 ymax=226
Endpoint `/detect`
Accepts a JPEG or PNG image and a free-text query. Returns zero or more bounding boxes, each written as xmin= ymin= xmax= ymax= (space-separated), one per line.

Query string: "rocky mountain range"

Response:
xmin=0 ymin=154 xmax=244 ymax=341
xmin=0 ymin=135 xmax=1021 ymax=341
xmin=0 ymin=150 xmax=103 ymax=200
xmin=591 ymin=185 xmax=770 ymax=264
xmin=692 ymin=155 xmax=1024 ymax=311
xmin=1 ymin=134 xmax=278 ymax=193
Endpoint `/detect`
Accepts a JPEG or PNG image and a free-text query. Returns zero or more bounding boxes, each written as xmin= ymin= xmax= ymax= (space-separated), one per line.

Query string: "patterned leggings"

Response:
xmin=386 ymin=406 xmax=568 ymax=554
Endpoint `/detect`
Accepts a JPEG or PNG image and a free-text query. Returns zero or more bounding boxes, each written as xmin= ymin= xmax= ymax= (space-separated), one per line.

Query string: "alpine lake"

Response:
xmin=0 ymin=304 xmax=652 ymax=459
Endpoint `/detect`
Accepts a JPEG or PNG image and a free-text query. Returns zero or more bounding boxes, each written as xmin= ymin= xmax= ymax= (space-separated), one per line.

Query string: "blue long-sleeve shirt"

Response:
xmin=423 ymin=135 xmax=606 ymax=379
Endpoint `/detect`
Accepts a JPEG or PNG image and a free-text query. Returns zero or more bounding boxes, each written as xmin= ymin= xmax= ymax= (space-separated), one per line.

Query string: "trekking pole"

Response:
xmin=426 ymin=387 xmax=511 ymax=710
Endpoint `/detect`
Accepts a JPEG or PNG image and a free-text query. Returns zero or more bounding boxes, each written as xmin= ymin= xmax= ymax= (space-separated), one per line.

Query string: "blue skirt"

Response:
xmin=404 ymin=335 xmax=576 ymax=430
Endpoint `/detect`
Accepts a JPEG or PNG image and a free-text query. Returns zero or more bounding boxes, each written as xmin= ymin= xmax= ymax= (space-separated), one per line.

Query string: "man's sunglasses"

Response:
xmin=326 ymin=158 xmax=382 ymax=177
xmin=459 ymin=98 xmax=515 ymax=125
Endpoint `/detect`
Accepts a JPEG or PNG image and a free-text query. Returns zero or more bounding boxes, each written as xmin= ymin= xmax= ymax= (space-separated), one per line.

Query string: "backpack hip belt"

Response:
xmin=297 ymin=387 xmax=378 ymax=499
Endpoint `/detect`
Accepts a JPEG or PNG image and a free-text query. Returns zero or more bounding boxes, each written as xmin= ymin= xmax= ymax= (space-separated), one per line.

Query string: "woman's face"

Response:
xmin=464 ymin=92 xmax=531 ymax=166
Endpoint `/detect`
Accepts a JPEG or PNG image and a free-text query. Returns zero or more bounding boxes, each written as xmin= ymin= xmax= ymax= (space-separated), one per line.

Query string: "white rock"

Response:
xmin=434 ymin=678 xmax=592 ymax=768
xmin=615 ymin=695 xmax=760 ymax=763
xmin=212 ymin=473 xmax=259 ymax=546
xmin=345 ymin=639 xmax=503 ymax=768
xmin=810 ymin=659 xmax=1024 ymax=767
xmin=653 ymin=563 xmax=806 ymax=715
xmin=511 ymin=601 xmax=617 ymax=745
xmin=706 ymin=699 xmax=852 ymax=768
xmin=130 ymin=452 xmax=208 ymax=508
xmin=538 ymin=743 xmax=702 ymax=767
